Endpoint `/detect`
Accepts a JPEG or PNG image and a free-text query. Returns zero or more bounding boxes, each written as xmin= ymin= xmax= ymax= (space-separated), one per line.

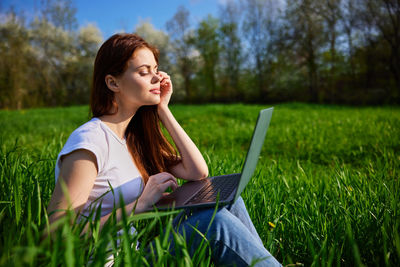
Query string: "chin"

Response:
xmin=153 ymin=96 xmax=161 ymax=104
xmin=145 ymin=98 xmax=160 ymax=106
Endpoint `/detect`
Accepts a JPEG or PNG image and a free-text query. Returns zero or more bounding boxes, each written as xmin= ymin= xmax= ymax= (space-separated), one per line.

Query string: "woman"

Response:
xmin=47 ymin=33 xmax=281 ymax=266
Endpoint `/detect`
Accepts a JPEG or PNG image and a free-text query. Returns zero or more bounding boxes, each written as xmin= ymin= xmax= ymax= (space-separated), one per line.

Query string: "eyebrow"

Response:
xmin=134 ymin=64 xmax=158 ymax=70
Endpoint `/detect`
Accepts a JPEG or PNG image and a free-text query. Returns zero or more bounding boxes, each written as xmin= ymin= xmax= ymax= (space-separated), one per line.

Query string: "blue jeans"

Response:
xmin=172 ymin=197 xmax=281 ymax=266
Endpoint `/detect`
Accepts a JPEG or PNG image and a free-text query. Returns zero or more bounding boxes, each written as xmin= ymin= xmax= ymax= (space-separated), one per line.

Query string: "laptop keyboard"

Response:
xmin=186 ymin=174 xmax=240 ymax=204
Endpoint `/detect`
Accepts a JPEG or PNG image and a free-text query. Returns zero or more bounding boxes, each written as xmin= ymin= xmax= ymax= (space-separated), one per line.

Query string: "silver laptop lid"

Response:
xmin=233 ymin=108 xmax=273 ymax=202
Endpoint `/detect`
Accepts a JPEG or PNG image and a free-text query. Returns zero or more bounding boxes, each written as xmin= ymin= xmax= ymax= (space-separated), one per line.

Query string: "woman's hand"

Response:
xmin=158 ymin=71 xmax=173 ymax=109
xmin=136 ymin=172 xmax=178 ymax=211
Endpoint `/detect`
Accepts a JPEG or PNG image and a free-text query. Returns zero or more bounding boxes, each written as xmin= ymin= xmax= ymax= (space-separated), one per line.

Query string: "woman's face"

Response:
xmin=113 ymin=47 xmax=161 ymax=109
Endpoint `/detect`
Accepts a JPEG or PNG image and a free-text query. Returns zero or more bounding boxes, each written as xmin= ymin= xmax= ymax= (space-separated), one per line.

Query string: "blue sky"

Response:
xmin=2 ymin=0 xmax=223 ymax=39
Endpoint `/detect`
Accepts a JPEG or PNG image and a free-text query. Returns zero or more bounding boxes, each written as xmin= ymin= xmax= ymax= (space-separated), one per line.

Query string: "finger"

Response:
xmin=151 ymin=172 xmax=177 ymax=185
xmin=156 ymin=172 xmax=178 ymax=189
xmin=161 ymin=79 xmax=168 ymax=86
xmin=148 ymin=172 xmax=171 ymax=180
xmin=161 ymin=79 xmax=172 ymax=89
xmin=158 ymin=71 xmax=169 ymax=77
xmin=158 ymin=72 xmax=171 ymax=82
xmin=162 ymin=176 xmax=178 ymax=189
xmin=161 ymin=76 xmax=170 ymax=84
xmin=158 ymin=72 xmax=168 ymax=80
xmin=170 ymin=180 xmax=178 ymax=191
xmin=158 ymin=179 xmax=178 ymax=193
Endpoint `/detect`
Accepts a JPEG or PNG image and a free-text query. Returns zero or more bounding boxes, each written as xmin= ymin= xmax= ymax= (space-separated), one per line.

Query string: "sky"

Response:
xmin=2 ymin=0 xmax=224 ymax=39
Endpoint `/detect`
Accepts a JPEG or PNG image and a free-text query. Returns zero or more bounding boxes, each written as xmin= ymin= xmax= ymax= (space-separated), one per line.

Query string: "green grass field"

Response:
xmin=0 ymin=103 xmax=399 ymax=266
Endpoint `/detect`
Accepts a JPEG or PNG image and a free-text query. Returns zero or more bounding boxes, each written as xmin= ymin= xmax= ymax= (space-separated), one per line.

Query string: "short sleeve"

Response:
xmin=55 ymin=123 xmax=107 ymax=181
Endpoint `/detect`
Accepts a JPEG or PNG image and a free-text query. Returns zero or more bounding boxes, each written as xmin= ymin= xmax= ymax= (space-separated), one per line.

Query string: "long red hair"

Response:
xmin=90 ymin=33 xmax=180 ymax=183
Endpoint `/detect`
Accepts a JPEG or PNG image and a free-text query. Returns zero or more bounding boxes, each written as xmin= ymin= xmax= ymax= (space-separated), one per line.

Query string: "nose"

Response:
xmin=152 ymin=72 xmax=162 ymax=83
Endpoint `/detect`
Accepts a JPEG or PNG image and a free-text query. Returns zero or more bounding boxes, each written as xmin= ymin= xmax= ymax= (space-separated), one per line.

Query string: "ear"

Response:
xmin=105 ymin=75 xmax=120 ymax=92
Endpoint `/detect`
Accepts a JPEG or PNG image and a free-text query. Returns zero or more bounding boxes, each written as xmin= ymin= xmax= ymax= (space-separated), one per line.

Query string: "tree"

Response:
xmin=218 ymin=0 xmax=243 ymax=101
xmin=41 ymin=0 xmax=77 ymax=31
xmin=166 ymin=6 xmax=196 ymax=102
xmin=362 ymin=0 xmax=400 ymax=102
xmin=194 ymin=15 xmax=221 ymax=101
xmin=135 ymin=20 xmax=171 ymax=73
xmin=29 ymin=17 xmax=74 ymax=105
xmin=0 ymin=1 xmax=101 ymax=109
xmin=241 ymin=0 xmax=281 ymax=101
xmin=65 ymin=24 xmax=102 ymax=105
xmin=319 ymin=0 xmax=342 ymax=102
xmin=0 ymin=11 xmax=31 ymax=109
xmin=285 ymin=0 xmax=326 ymax=102
xmin=341 ymin=0 xmax=361 ymax=80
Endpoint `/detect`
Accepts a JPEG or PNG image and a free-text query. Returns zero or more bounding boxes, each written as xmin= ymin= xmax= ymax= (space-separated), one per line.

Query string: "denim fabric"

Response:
xmin=172 ymin=197 xmax=282 ymax=266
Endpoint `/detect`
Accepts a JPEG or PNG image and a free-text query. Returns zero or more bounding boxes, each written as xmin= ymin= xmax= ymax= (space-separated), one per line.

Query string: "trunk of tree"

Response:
xmin=330 ymin=27 xmax=336 ymax=103
xmin=389 ymin=48 xmax=400 ymax=102
xmin=306 ymin=27 xmax=319 ymax=102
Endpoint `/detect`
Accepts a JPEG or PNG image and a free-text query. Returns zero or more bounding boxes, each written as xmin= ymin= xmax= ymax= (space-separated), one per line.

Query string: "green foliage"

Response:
xmin=0 ymin=4 xmax=102 ymax=109
xmin=194 ymin=15 xmax=221 ymax=102
xmin=2 ymin=0 xmax=400 ymax=108
xmin=0 ymin=103 xmax=399 ymax=266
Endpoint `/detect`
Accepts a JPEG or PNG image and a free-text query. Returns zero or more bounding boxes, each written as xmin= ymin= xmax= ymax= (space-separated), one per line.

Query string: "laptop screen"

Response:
xmin=233 ymin=108 xmax=273 ymax=202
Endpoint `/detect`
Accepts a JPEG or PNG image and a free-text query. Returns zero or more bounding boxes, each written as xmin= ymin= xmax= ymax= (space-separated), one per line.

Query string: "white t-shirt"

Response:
xmin=55 ymin=117 xmax=144 ymax=218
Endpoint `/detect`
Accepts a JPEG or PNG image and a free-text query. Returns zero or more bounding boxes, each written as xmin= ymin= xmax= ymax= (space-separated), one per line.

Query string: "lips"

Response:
xmin=149 ymin=88 xmax=161 ymax=94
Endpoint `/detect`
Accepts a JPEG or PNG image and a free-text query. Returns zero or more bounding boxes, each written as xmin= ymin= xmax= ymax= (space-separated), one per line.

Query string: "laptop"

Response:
xmin=153 ymin=107 xmax=274 ymax=210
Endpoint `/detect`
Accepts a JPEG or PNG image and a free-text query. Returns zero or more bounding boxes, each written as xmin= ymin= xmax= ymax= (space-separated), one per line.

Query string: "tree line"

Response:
xmin=1 ymin=0 xmax=399 ymax=109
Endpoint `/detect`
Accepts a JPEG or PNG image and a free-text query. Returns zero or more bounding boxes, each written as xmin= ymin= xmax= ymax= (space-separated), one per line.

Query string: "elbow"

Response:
xmin=182 ymin=167 xmax=208 ymax=181
xmin=186 ymin=165 xmax=208 ymax=181
xmin=203 ymin=167 xmax=209 ymax=179
xmin=197 ymin=166 xmax=209 ymax=180
xmin=180 ymin=163 xmax=209 ymax=181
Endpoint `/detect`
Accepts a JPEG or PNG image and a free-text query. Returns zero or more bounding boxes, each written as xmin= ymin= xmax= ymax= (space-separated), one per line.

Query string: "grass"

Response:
xmin=0 ymin=103 xmax=399 ymax=266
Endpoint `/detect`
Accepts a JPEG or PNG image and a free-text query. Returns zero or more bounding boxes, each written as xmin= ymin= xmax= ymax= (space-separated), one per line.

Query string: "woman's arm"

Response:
xmin=158 ymin=106 xmax=208 ymax=180
xmin=47 ymin=149 xmax=177 ymax=233
xmin=47 ymin=149 xmax=98 ymax=225
xmin=157 ymin=72 xmax=209 ymax=181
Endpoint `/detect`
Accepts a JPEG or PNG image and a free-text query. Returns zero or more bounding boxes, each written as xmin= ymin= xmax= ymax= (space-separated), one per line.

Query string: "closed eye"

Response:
xmin=137 ymin=65 xmax=158 ymax=76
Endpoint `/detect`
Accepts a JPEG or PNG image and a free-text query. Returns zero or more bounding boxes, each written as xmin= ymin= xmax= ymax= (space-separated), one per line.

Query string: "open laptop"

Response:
xmin=154 ymin=107 xmax=274 ymax=210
